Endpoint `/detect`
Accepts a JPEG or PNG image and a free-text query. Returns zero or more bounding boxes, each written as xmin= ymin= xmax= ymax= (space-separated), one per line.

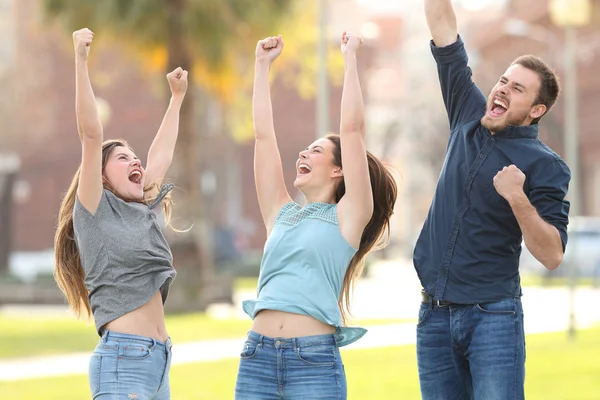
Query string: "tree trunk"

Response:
xmin=0 ymin=166 xmax=16 ymax=275
xmin=165 ymin=0 xmax=216 ymax=309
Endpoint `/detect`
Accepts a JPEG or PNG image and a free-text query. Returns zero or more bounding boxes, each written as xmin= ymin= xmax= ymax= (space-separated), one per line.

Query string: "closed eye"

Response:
xmin=115 ymin=152 xmax=139 ymax=161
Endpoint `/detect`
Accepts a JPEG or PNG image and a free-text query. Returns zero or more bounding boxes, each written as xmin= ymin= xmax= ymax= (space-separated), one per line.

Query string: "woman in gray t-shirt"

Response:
xmin=53 ymin=28 xmax=187 ymax=400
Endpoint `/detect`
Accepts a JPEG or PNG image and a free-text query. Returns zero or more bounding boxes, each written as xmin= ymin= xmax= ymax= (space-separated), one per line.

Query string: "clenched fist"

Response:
xmin=73 ymin=28 xmax=94 ymax=61
xmin=341 ymin=31 xmax=363 ymax=56
xmin=493 ymin=165 xmax=526 ymax=203
xmin=167 ymin=67 xmax=188 ymax=98
xmin=256 ymin=35 xmax=284 ymax=64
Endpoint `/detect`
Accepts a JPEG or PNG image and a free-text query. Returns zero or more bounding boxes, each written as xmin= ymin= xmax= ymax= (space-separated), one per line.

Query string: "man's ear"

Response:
xmin=530 ymin=103 xmax=546 ymax=120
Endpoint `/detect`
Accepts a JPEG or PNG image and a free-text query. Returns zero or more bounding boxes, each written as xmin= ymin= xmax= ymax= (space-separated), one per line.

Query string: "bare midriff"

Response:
xmin=251 ymin=309 xmax=335 ymax=338
xmin=103 ymin=290 xmax=168 ymax=342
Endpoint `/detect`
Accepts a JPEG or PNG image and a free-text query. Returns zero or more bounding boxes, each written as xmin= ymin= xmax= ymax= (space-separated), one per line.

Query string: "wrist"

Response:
xmin=343 ymin=52 xmax=357 ymax=62
xmin=255 ymin=59 xmax=273 ymax=69
xmin=170 ymin=94 xmax=185 ymax=104
xmin=507 ymin=190 xmax=528 ymax=207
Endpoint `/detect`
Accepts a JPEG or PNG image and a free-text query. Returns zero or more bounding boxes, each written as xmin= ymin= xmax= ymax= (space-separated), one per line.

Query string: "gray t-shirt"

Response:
xmin=73 ymin=185 xmax=176 ymax=335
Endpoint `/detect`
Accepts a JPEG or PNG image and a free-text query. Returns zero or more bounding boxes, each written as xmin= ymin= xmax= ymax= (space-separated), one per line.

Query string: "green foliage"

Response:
xmin=42 ymin=0 xmax=292 ymax=100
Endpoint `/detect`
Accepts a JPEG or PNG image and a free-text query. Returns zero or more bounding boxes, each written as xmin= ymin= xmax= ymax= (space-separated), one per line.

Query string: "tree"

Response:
xmin=0 ymin=59 xmax=20 ymax=275
xmin=43 ymin=0 xmax=292 ymax=308
xmin=228 ymin=0 xmax=346 ymax=144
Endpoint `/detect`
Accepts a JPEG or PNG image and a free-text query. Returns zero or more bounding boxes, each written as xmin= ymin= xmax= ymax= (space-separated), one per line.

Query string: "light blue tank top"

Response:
xmin=242 ymin=202 xmax=367 ymax=347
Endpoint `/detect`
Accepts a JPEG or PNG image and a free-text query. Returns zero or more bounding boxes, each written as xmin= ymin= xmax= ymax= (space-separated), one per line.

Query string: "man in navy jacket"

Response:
xmin=414 ymin=1 xmax=571 ymax=399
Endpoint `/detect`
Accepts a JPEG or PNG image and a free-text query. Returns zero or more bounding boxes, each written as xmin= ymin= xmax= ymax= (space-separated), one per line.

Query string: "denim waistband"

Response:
xmin=102 ymin=330 xmax=172 ymax=351
xmin=246 ymin=330 xmax=337 ymax=349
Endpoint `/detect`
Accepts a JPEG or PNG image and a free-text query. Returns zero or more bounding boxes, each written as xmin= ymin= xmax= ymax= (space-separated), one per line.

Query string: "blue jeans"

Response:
xmin=235 ymin=331 xmax=347 ymax=399
xmin=416 ymin=297 xmax=525 ymax=400
xmin=89 ymin=330 xmax=172 ymax=399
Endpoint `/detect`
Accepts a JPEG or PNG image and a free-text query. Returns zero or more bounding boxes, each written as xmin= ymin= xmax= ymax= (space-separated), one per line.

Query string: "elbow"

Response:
xmin=80 ymin=127 xmax=103 ymax=142
xmin=155 ymin=156 xmax=173 ymax=172
xmin=543 ymin=252 xmax=563 ymax=271
xmin=77 ymin=115 xmax=103 ymax=141
xmin=161 ymin=156 xmax=174 ymax=171
xmin=254 ymin=127 xmax=276 ymax=141
xmin=340 ymin=123 xmax=365 ymax=137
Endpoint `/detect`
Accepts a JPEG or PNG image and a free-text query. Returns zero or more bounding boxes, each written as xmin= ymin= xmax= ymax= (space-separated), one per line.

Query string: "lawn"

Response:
xmin=0 ymin=312 xmax=252 ymax=359
xmin=520 ymin=274 xmax=597 ymax=288
xmin=1 ymin=326 xmax=598 ymax=399
xmin=5 ymin=274 xmax=588 ymax=359
xmin=0 ymin=311 xmax=410 ymax=359
xmin=232 ymin=277 xmax=259 ymax=291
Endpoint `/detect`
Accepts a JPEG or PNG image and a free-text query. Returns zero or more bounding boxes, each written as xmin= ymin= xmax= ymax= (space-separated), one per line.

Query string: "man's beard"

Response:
xmin=481 ymin=108 xmax=529 ymax=133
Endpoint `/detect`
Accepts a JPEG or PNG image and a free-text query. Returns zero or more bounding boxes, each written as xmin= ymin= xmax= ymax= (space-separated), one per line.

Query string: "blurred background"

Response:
xmin=0 ymin=0 xmax=599 ymax=398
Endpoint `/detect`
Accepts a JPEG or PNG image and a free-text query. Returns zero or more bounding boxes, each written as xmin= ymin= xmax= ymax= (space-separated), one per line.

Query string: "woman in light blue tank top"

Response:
xmin=53 ymin=29 xmax=187 ymax=400
xmin=235 ymin=32 xmax=398 ymax=399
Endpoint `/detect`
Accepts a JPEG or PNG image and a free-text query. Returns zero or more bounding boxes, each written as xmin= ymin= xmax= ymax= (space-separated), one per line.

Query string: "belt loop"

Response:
xmin=292 ymin=338 xmax=298 ymax=351
xmin=333 ymin=328 xmax=341 ymax=346
xmin=150 ymin=338 xmax=157 ymax=350
xmin=102 ymin=330 xmax=109 ymax=343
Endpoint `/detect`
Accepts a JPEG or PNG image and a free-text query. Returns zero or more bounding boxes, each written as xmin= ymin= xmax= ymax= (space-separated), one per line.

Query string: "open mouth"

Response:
xmin=489 ymin=98 xmax=508 ymax=118
xmin=297 ymin=163 xmax=312 ymax=175
xmin=128 ymin=170 xmax=142 ymax=184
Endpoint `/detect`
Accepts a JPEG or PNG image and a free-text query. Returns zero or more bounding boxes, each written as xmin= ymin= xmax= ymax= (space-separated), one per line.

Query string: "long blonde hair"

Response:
xmin=53 ymin=139 xmax=173 ymax=318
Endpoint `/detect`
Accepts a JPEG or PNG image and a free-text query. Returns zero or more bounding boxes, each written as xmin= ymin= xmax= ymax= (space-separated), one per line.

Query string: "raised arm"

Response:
xmin=144 ymin=67 xmax=188 ymax=195
xmin=253 ymin=36 xmax=292 ymax=234
xmin=425 ymin=1 xmax=486 ymax=130
xmin=425 ymin=0 xmax=458 ymax=47
xmin=337 ymin=32 xmax=373 ymax=249
xmin=73 ymin=28 xmax=104 ymax=215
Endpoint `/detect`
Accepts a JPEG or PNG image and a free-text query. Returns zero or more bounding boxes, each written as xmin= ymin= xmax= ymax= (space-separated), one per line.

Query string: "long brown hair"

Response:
xmin=326 ymin=134 xmax=398 ymax=325
xmin=53 ymin=139 xmax=173 ymax=318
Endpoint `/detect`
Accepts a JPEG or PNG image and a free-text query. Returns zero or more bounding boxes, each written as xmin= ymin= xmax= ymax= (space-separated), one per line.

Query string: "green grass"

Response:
xmin=520 ymin=274 xmax=597 ymax=288
xmin=1 ymin=326 xmax=598 ymax=399
xmin=0 ymin=313 xmax=97 ymax=359
xmin=0 ymin=312 xmax=253 ymax=359
xmin=233 ymin=277 xmax=258 ymax=291
xmin=0 ymin=311 xmax=411 ymax=360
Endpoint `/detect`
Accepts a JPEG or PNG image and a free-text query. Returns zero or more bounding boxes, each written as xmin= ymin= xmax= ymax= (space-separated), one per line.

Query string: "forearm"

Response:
xmin=147 ymin=95 xmax=183 ymax=167
xmin=509 ymin=193 xmax=564 ymax=270
xmin=424 ymin=0 xmax=458 ymax=47
xmin=340 ymin=54 xmax=365 ymax=136
xmin=75 ymin=60 xmax=103 ymax=141
xmin=253 ymin=61 xmax=276 ymax=141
